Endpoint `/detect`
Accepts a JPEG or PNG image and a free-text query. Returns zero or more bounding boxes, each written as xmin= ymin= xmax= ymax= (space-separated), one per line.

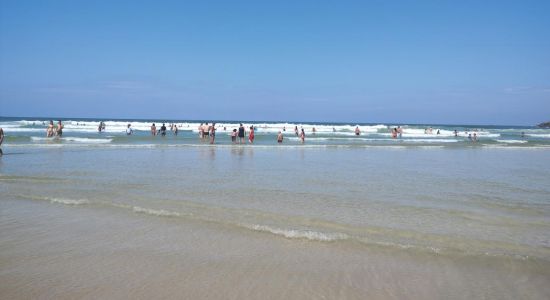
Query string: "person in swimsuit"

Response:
xmin=0 ymin=127 xmax=4 ymax=156
xmin=397 ymin=126 xmax=403 ymax=138
xmin=151 ymin=123 xmax=157 ymax=136
xmin=56 ymin=120 xmax=64 ymax=137
xmin=198 ymin=123 xmax=204 ymax=139
xmin=210 ymin=123 xmax=216 ymax=144
xmin=249 ymin=126 xmax=255 ymax=144
xmin=231 ymin=129 xmax=237 ymax=144
xmin=174 ymin=125 xmax=178 ymax=136
xmin=355 ymin=126 xmax=360 ymax=136
xmin=47 ymin=120 xmax=54 ymax=137
xmin=203 ymin=123 xmax=210 ymax=139
xmin=277 ymin=131 xmax=283 ymax=143
xmin=300 ymin=128 xmax=305 ymax=143
xmin=312 ymin=127 xmax=316 ymax=135
xmin=238 ymin=123 xmax=245 ymax=144
xmin=294 ymin=126 xmax=299 ymax=136
xmin=160 ymin=123 xmax=167 ymax=136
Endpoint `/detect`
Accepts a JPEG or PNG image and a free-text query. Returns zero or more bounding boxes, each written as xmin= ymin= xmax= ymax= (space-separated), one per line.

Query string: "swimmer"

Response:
xmin=238 ymin=123 xmax=245 ymax=144
xmin=56 ymin=120 xmax=64 ymax=137
xmin=249 ymin=126 xmax=255 ymax=143
xmin=300 ymin=128 xmax=305 ymax=143
xmin=355 ymin=126 xmax=360 ymax=136
xmin=46 ymin=120 xmax=54 ymax=137
xmin=231 ymin=129 xmax=237 ymax=143
xmin=126 ymin=124 xmax=133 ymax=135
xmin=160 ymin=123 xmax=167 ymax=136
xmin=0 ymin=127 xmax=4 ymax=156
xmin=210 ymin=123 xmax=216 ymax=144
xmin=277 ymin=131 xmax=284 ymax=143
xmin=151 ymin=123 xmax=157 ymax=136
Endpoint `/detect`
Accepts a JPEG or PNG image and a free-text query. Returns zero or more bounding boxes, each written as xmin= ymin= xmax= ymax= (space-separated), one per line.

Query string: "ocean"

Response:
xmin=1 ymin=117 xmax=549 ymax=299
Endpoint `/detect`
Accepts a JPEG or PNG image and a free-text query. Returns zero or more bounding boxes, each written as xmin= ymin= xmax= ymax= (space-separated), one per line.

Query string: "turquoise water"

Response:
xmin=1 ymin=117 xmax=549 ymax=148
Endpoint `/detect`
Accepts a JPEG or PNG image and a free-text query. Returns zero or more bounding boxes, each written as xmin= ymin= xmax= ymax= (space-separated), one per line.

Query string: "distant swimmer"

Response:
xmin=98 ymin=121 xmax=103 ymax=133
xmin=437 ymin=129 xmax=440 ymax=135
xmin=0 ymin=127 xmax=4 ymax=156
xmin=397 ymin=126 xmax=403 ymax=138
xmin=283 ymin=126 xmax=286 ymax=132
xmin=300 ymin=128 xmax=305 ymax=143
xmin=46 ymin=120 xmax=55 ymax=137
xmin=160 ymin=123 xmax=167 ymax=136
xmin=312 ymin=127 xmax=316 ymax=134
xmin=333 ymin=127 xmax=336 ymax=132
xmin=231 ymin=129 xmax=237 ymax=143
xmin=473 ymin=133 xmax=477 ymax=142
xmin=249 ymin=126 xmax=255 ymax=144
xmin=355 ymin=126 xmax=360 ymax=136
xmin=454 ymin=130 xmax=458 ymax=137
xmin=391 ymin=128 xmax=397 ymax=139
xmin=521 ymin=132 xmax=525 ymax=138
xmin=198 ymin=123 xmax=204 ymax=138
xmin=210 ymin=123 xmax=216 ymax=144
xmin=151 ymin=123 xmax=157 ymax=136
xmin=294 ymin=126 xmax=299 ymax=136
xmin=126 ymin=124 xmax=133 ymax=135
xmin=277 ymin=131 xmax=284 ymax=143
xmin=174 ymin=125 xmax=178 ymax=136
xmin=428 ymin=127 xmax=433 ymax=134
xmin=238 ymin=123 xmax=245 ymax=144
xmin=56 ymin=120 xmax=64 ymax=137
xmin=468 ymin=133 xmax=472 ymax=141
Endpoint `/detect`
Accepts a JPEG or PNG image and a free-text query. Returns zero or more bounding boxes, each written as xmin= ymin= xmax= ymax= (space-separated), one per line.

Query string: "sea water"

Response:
xmin=1 ymin=117 xmax=550 ymax=299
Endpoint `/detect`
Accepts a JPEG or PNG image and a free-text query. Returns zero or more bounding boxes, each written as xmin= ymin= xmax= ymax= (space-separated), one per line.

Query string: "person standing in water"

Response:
xmin=46 ymin=120 xmax=55 ymax=137
xmin=355 ymin=126 xmax=360 ymax=136
xmin=126 ymin=124 xmax=133 ymax=135
xmin=300 ymin=128 xmax=305 ymax=143
xmin=174 ymin=124 xmax=178 ymax=136
xmin=238 ymin=123 xmax=245 ymax=144
xmin=160 ymin=123 xmax=167 ymax=136
xmin=277 ymin=131 xmax=284 ymax=143
xmin=198 ymin=123 xmax=204 ymax=139
xmin=0 ymin=127 xmax=4 ymax=156
xmin=312 ymin=127 xmax=316 ymax=135
xmin=397 ymin=126 xmax=403 ymax=138
xmin=151 ymin=123 xmax=157 ymax=136
xmin=56 ymin=120 xmax=64 ymax=137
xmin=210 ymin=123 xmax=216 ymax=144
xmin=249 ymin=126 xmax=255 ymax=144
xmin=294 ymin=126 xmax=299 ymax=136
xmin=231 ymin=129 xmax=237 ymax=144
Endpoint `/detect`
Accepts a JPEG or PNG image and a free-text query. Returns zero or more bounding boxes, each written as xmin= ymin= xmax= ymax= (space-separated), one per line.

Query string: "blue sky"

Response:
xmin=1 ymin=0 xmax=549 ymax=125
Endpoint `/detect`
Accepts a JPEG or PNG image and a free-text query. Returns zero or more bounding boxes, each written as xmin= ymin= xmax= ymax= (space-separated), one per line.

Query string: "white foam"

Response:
xmin=31 ymin=137 xmax=112 ymax=143
xmin=48 ymin=197 xmax=90 ymax=205
xmin=132 ymin=206 xmax=182 ymax=217
xmin=243 ymin=224 xmax=349 ymax=242
xmin=527 ymin=134 xmax=550 ymax=138
xmin=496 ymin=140 xmax=528 ymax=144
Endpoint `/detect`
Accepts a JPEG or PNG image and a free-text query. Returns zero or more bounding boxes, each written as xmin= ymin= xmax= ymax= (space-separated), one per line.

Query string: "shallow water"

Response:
xmin=1 ymin=145 xmax=549 ymax=299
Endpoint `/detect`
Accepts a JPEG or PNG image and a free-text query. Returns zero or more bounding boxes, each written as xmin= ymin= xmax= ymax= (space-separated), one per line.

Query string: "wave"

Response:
xmin=30 ymin=137 xmax=113 ymax=143
xmin=496 ymin=140 xmax=528 ymax=144
xmin=527 ymin=134 xmax=550 ymax=138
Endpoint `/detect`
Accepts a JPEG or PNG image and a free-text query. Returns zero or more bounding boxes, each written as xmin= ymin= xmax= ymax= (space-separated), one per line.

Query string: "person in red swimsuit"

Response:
xmin=249 ymin=126 xmax=255 ymax=144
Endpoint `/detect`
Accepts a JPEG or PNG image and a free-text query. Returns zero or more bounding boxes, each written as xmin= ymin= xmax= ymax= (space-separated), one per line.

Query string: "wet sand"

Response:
xmin=2 ymin=197 xmax=549 ymax=300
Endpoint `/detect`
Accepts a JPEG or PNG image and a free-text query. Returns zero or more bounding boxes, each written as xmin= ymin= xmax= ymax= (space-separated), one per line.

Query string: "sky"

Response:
xmin=0 ymin=0 xmax=549 ymax=125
